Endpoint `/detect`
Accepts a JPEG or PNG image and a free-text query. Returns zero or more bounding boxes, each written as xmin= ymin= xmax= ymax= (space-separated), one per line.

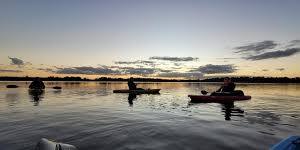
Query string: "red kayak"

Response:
xmin=188 ymin=95 xmax=251 ymax=103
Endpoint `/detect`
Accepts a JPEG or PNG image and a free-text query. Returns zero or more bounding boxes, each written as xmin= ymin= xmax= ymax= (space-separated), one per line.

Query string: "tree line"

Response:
xmin=0 ymin=76 xmax=299 ymax=83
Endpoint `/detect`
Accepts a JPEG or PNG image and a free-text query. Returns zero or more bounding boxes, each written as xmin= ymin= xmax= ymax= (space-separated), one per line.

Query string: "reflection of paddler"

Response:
xmin=221 ymin=102 xmax=244 ymax=121
xmin=128 ymin=93 xmax=137 ymax=107
xmin=29 ymin=89 xmax=44 ymax=106
xmin=29 ymin=77 xmax=45 ymax=90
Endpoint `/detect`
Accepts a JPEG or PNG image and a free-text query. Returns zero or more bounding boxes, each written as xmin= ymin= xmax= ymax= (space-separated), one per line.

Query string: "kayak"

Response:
xmin=53 ymin=86 xmax=62 ymax=89
xmin=113 ymin=89 xmax=160 ymax=94
xmin=270 ymin=136 xmax=300 ymax=150
xmin=188 ymin=95 xmax=251 ymax=102
xmin=6 ymin=85 xmax=19 ymax=88
xmin=35 ymin=138 xmax=77 ymax=150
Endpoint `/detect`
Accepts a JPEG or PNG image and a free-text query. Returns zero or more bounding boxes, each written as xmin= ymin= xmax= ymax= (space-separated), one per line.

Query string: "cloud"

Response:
xmin=123 ymin=67 xmax=156 ymax=75
xmin=157 ymin=72 xmax=203 ymax=78
xmin=52 ymin=66 xmax=166 ymax=76
xmin=245 ymin=48 xmax=300 ymax=61
xmin=290 ymin=40 xmax=300 ymax=44
xmin=114 ymin=60 xmax=155 ymax=65
xmin=8 ymin=57 xmax=25 ymax=65
xmin=120 ymin=67 xmax=171 ymax=75
xmin=37 ymin=68 xmax=54 ymax=72
xmin=149 ymin=56 xmax=198 ymax=62
xmin=0 ymin=69 xmax=22 ymax=73
xmin=216 ymin=57 xmax=239 ymax=60
xmin=235 ymin=40 xmax=278 ymax=53
xmin=191 ymin=64 xmax=237 ymax=74
xmin=54 ymin=66 xmax=120 ymax=75
xmin=286 ymin=40 xmax=300 ymax=47
xmin=276 ymin=68 xmax=285 ymax=71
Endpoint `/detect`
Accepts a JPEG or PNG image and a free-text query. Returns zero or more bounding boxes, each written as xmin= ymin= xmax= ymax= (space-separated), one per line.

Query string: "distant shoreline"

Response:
xmin=0 ymin=76 xmax=299 ymax=83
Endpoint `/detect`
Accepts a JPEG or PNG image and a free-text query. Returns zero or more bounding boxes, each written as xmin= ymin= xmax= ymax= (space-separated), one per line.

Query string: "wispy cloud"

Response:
xmin=191 ymin=64 xmax=237 ymax=74
xmin=286 ymin=40 xmax=300 ymax=48
xmin=8 ymin=57 xmax=25 ymax=66
xmin=234 ymin=40 xmax=278 ymax=54
xmin=114 ymin=60 xmax=155 ymax=65
xmin=52 ymin=66 xmax=169 ymax=76
xmin=245 ymin=48 xmax=300 ymax=61
xmin=276 ymin=68 xmax=285 ymax=71
xmin=149 ymin=56 xmax=198 ymax=62
xmin=54 ymin=66 xmax=120 ymax=75
xmin=157 ymin=72 xmax=203 ymax=78
xmin=216 ymin=57 xmax=239 ymax=60
xmin=0 ymin=69 xmax=23 ymax=73
xmin=37 ymin=68 xmax=54 ymax=72
xmin=122 ymin=67 xmax=156 ymax=75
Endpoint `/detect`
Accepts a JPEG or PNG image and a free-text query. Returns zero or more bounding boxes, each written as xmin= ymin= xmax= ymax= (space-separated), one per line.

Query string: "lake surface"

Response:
xmin=0 ymin=81 xmax=299 ymax=150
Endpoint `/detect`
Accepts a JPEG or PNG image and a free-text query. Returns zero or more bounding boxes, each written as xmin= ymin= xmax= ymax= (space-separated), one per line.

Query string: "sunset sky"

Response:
xmin=0 ymin=0 xmax=300 ymax=79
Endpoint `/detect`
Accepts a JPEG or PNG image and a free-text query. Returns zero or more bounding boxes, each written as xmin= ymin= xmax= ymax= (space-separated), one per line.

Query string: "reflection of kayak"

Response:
xmin=29 ymin=89 xmax=44 ymax=92
xmin=270 ymin=136 xmax=300 ymax=150
xmin=188 ymin=95 xmax=251 ymax=102
xmin=29 ymin=89 xmax=45 ymax=95
xmin=113 ymin=89 xmax=160 ymax=94
xmin=35 ymin=138 xmax=77 ymax=150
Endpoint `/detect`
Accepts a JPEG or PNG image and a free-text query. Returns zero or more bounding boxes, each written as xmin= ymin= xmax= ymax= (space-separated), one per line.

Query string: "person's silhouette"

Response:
xmin=29 ymin=77 xmax=45 ymax=89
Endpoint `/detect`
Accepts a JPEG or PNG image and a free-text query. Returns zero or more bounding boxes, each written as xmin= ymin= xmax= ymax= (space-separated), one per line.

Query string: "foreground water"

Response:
xmin=0 ymin=82 xmax=299 ymax=150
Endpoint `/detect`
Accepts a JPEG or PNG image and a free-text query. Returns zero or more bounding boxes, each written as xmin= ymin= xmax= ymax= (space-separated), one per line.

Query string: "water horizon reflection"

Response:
xmin=0 ymin=81 xmax=299 ymax=150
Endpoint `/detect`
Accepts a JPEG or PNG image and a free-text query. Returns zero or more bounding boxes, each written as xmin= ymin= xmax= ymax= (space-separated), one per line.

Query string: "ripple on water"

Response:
xmin=0 ymin=82 xmax=299 ymax=150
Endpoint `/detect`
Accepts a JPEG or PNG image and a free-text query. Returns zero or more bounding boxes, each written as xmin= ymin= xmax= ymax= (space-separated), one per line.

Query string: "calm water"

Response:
xmin=0 ymin=82 xmax=299 ymax=150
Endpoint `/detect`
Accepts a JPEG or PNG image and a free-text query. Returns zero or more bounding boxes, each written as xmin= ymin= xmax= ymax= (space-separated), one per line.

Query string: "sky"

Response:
xmin=0 ymin=0 xmax=300 ymax=79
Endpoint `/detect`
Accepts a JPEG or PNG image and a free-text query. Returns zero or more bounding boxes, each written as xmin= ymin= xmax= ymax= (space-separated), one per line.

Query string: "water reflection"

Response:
xmin=221 ymin=102 xmax=244 ymax=121
xmin=0 ymin=82 xmax=299 ymax=150
xmin=52 ymin=89 xmax=62 ymax=94
xmin=5 ymin=91 xmax=20 ymax=106
xmin=128 ymin=93 xmax=137 ymax=107
xmin=189 ymin=101 xmax=245 ymax=121
xmin=28 ymin=89 xmax=45 ymax=106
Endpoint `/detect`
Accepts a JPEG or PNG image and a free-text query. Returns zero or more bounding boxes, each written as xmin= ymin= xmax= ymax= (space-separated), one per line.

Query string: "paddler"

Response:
xmin=216 ymin=77 xmax=235 ymax=92
xmin=210 ymin=77 xmax=236 ymax=96
xmin=128 ymin=77 xmax=137 ymax=90
xmin=29 ymin=77 xmax=45 ymax=89
xmin=128 ymin=77 xmax=144 ymax=90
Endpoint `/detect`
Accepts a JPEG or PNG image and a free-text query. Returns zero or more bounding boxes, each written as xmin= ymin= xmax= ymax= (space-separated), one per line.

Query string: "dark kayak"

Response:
xmin=6 ymin=85 xmax=19 ymax=88
xmin=113 ymin=89 xmax=160 ymax=94
xmin=188 ymin=95 xmax=251 ymax=102
xmin=270 ymin=136 xmax=300 ymax=150
xmin=53 ymin=86 xmax=62 ymax=89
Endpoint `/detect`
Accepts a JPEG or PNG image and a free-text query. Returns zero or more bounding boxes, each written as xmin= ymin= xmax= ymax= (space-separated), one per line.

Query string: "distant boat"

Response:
xmin=53 ymin=86 xmax=62 ymax=89
xmin=6 ymin=85 xmax=19 ymax=88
